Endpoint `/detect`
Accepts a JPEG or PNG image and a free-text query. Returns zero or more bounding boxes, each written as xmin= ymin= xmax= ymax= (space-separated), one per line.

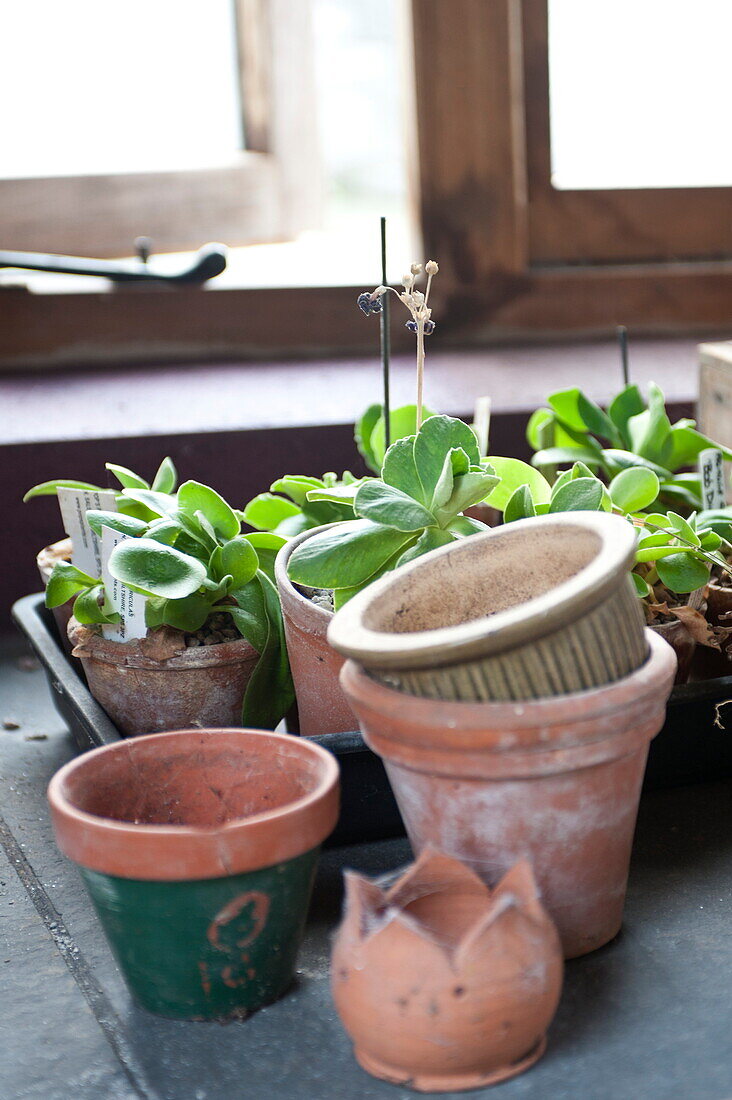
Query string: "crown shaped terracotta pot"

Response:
xmin=328 ymin=513 xmax=647 ymax=701
xmin=340 ymin=629 xmax=677 ymax=957
xmin=331 ymin=849 xmax=563 ymax=1093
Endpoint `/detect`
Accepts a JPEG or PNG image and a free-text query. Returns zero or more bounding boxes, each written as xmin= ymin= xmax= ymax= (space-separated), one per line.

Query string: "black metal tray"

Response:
xmin=13 ymin=593 xmax=732 ymax=845
xmin=11 ymin=593 xmax=405 ymax=847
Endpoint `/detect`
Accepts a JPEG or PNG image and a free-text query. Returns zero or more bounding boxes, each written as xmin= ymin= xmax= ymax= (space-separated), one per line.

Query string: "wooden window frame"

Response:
xmin=0 ymin=0 xmax=319 ymax=257
xmin=3 ymin=0 xmax=732 ymax=370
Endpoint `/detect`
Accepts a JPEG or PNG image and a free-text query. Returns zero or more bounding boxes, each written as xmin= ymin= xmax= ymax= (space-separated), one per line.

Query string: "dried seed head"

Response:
xmin=410 ymin=262 xmax=422 ymax=275
xmin=425 ymin=260 xmax=439 ymax=275
xmin=371 ymin=285 xmax=388 ymax=299
xmin=402 ymin=273 xmax=414 ymax=288
xmin=412 ymin=291 xmax=425 ymax=305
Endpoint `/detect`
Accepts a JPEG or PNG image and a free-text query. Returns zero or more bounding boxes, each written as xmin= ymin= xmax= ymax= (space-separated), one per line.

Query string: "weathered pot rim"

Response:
xmin=274 ymin=523 xmax=338 ymax=628
xmin=341 ymin=628 xmax=675 ymax=735
xmin=37 ymin=537 xmax=72 ymax=581
xmin=327 ymin=513 xmax=638 ymax=670
xmin=69 ymin=616 xmax=258 ymax=670
xmin=48 ymin=728 xmax=340 ymax=881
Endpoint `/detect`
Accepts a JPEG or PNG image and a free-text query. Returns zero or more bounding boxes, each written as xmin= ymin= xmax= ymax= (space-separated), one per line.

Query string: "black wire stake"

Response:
xmin=380 ymin=216 xmax=391 ymax=450
xmin=617 ymin=324 xmax=629 ymax=387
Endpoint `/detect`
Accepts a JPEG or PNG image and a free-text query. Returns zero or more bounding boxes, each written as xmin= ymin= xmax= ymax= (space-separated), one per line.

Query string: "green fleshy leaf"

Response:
xmin=526 ymin=408 xmax=555 ymax=451
xmin=504 ymin=485 xmax=536 ymax=523
xmin=354 ymin=480 xmax=436 ymax=531
xmin=666 ymin=511 xmax=700 ymax=547
xmin=241 ymin=493 xmax=302 ymax=532
xmin=157 ymin=593 xmax=215 ymax=632
xmin=608 ymin=385 xmax=645 ymax=448
xmin=229 ymin=578 xmax=268 ymax=654
xmin=45 ymin=561 xmax=98 ymax=607
xmin=438 ymin=470 xmax=499 ymax=523
xmin=549 ymin=477 xmax=605 ymax=512
xmin=531 ymin=446 xmax=603 ymax=470
xmin=151 ymin=456 xmax=177 ymax=493
xmin=242 ymin=532 xmax=287 ymax=582
xmin=269 ymin=476 xmax=326 ymax=506
xmin=108 ymin=539 xmax=206 ymax=599
xmin=239 ymin=572 xmax=294 ymax=729
xmin=631 ymin=572 xmax=651 ymax=598
xmin=23 ymin=479 xmax=101 ymax=502
xmin=220 ymin=537 xmax=259 ymax=587
xmin=393 ymin=527 xmax=456 ymax=568
xmin=354 ymin=403 xmax=383 ymax=473
xmin=178 ymin=480 xmax=240 ymax=541
xmin=370 ymin=405 xmax=437 ymax=471
xmin=105 ymin=463 xmax=149 ymax=490
xmin=655 ymin=553 xmax=710 ymax=594
xmin=484 ymin=457 xmax=552 ymax=512
xmin=609 ymin=468 xmax=660 ymax=514
xmin=381 ymin=435 xmax=424 ymax=503
xmin=601 ymin=450 xmax=672 ymax=479
xmin=287 ymin=519 xmax=413 ymax=589
xmin=72 ymin=584 xmax=120 ymax=625
xmin=85 ymin=510 xmax=148 ymax=539
xmin=305 ymin=485 xmax=360 ymax=505
xmin=121 ymin=488 xmax=178 ymax=518
xmin=627 ymin=383 xmax=671 ymax=465
xmin=448 ymin=515 xmax=489 ymax=536
xmin=413 ymin=416 xmax=480 ymax=504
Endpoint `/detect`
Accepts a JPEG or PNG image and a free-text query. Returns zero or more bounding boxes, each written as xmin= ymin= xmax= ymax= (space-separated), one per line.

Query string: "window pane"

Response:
xmin=0 ymin=1 xmax=241 ymax=177
xmin=549 ymin=0 xmax=732 ymax=190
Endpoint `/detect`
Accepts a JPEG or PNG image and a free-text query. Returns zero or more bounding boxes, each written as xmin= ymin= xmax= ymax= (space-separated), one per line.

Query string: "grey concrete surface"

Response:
xmin=1 ymin=637 xmax=732 ymax=1100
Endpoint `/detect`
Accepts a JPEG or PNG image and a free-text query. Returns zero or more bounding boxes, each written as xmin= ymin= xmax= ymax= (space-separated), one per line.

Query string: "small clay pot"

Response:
xmin=332 ymin=849 xmax=563 ymax=1092
xmin=69 ymin=618 xmax=259 ymax=736
xmin=689 ymin=580 xmax=732 ymax=680
xmin=37 ymin=538 xmax=74 ymax=653
xmin=340 ymin=629 xmax=677 ymax=958
xmin=275 ymin=526 xmax=357 ymax=735
xmin=329 ymin=513 xmax=647 ymax=702
xmin=48 ymin=728 xmax=339 ymax=1019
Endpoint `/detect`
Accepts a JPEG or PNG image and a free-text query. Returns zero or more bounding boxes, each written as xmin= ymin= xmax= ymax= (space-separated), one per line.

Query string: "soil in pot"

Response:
xmin=69 ymin=616 xmax=259 ymax=736
xmin=340 ymin=629 xmax=677 ymax=959
xmin=275 ymin=527 xmax=357 ymax=736
xmin=48 ymin=728 xmax=340 ymax=1019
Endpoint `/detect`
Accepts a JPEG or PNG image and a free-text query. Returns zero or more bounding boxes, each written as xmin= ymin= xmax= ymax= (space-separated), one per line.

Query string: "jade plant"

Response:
xmin=23 ymin=457 xmax=178 ymax=519
xmin=44 ymin=479 xmax=293 ymax=728
xmin=287 ymin=415 xmax=498 ymax=608
xmin=528 ymin=383 xmax=732 ymax=513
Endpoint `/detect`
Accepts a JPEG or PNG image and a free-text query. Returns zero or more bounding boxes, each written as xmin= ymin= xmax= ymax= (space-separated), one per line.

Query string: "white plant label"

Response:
xmin=100 ymin=528 xmax=148 ymax=642
xmin=698 ymin=448 xmax=726 ymax=510
xmin=56 ymin=487 xmax=118 ymax=578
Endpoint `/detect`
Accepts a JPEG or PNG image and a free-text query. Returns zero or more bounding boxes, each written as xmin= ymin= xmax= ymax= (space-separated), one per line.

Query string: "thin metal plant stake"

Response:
xmin=617 ymin=324 xmax=630 ymax=386
xmin=380 ymin=216 xmax=391 ymax=449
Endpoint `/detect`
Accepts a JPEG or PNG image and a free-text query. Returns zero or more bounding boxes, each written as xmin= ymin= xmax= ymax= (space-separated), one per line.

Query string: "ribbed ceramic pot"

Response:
xmin=340 ymin=630 xmax=677 ymax=958
xmin=69 ymin=618 xmax=259 ymax=736
xmin=37 ymin=538 xmax=74 ymax=653
xmin=329 ymin=513 xmax=647 ymax=702
xmin=332 ymin=850 xmax=563 ymax=1092
xmin=275 ymin=526 xmax=357 ymax=735
xmin=48 ymin=728 xmax=339 ymax=1019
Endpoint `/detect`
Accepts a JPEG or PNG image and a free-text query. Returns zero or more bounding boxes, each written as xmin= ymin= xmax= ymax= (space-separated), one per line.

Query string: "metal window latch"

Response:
xmin=0 ymin=238 xmax=227 ymax=284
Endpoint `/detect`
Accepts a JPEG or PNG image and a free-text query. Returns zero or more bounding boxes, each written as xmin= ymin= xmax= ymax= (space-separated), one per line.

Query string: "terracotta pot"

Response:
xmin=69 ymin=618 xmax=259 ymax=736
xmin=332 ymin=848 xmax=563 ymax=1092
xmin=329 ymin=513 xmax=647 ymax=702
xmin=37 ymin=538 xmax=74 ymax=653
xmin=275 ymin=526 xmax=357 ymax=735
xmin=340 ymin=629 xmax=677 ymax=958
xmin=48 ymin=727 xmax=339 ymax=1019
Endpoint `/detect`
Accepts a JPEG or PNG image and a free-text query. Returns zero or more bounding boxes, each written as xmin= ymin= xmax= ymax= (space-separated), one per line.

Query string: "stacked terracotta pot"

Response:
xmin=327 ymin=513 xmax=677 ymax=1088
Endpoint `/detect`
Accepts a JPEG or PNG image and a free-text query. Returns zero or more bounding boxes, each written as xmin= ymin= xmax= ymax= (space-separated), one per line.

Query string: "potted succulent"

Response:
xmin=242 ymin=471 xmax=362 ymax=538
xmin=45 ymin=478 xmax=293 ymax=734
xmin=24 ymin=457 xmax=178 ymax=645
xmin=48 ymin=727 xmax=339 ymax=1019
xmin=528 ymin=381 xmax=732 ymax=514
xmin=331 ymin=849 xmax=563 ymax=1091
xmin=278 ymin=414 xmax=497 ymax=733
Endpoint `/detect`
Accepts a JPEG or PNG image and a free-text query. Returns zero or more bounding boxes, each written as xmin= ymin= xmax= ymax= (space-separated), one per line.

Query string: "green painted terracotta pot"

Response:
xmin=48 ymin=728 xmax=340 ymax=1019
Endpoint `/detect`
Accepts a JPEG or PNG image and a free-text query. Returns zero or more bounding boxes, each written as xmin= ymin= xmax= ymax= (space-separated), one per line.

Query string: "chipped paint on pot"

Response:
xmin=48 ymin=728 xmax=340 ymax=1018
xmin=331 ymin=849 xmax=563 ymax=1092
xmin=340 ymin=630 xmax=677 ymax=958
xmin=275 ymin=526 xmax=357 ymax=735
